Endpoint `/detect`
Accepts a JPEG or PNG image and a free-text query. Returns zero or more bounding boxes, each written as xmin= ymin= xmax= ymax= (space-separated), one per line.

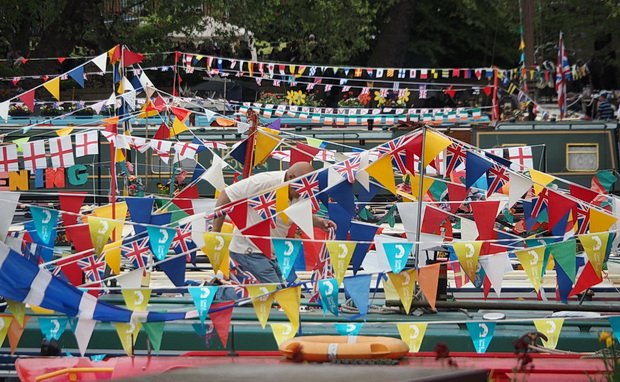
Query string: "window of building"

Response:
xmin=567 ymin=144 xmax=598 ymax=171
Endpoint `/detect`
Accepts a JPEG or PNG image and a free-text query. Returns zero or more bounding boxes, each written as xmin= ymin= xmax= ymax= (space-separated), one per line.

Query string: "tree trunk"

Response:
xmin=367 ymin=0 xmax=416 ymax=67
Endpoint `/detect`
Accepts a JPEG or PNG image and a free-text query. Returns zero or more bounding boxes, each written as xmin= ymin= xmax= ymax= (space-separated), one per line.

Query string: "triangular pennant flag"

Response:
xmin=423 ymin=130 xmax=453 ymax=167
xmin=126 ymin=197 xmax=154 ymax=235
xmin=0 ymin=192 xmax=19 ymax=242
xmin=533 ymin=318 xmax=564 ymax=349
xmin=273 ymin=238 xmax=302 ymax=280
xmin=452 ymin=241 xmax=483 ymax=280
xmin=113 ymin=321 xmax=142 ymax=356
xmin=349 ymin=222 xmax=379 ymax=274
xmin=291 ymin=142 xmax=320 ymax=165
xmin=383 ymin=242 xmax=414 ymax=274
xmin=254 ymin=129 xmax=282 ymax=166
xmin=343 ymin=274 xmax=372 ymax=318
xmin=19 ymin=90 xmax=35 ymax=111
xmin=170 ymin=117 xmax=189 ymax=137
xmin=39 ymin=317 xmax=68 ymax=341
xmin=92 ymin=53 xmax=108 ymax=72
xmin=142 ymin=321 xmax=165 ymax=355
xmin=547 ymin=190 xmax=576 ymax=230
xmin=8 ymin=316 xmax=29 ymax=354
xmin=366 ymin=154 xmax=396 ymax=194
xmin=116 ymin=269 xmax=146 ymax=289
xmin=189 ymin=286 xmax=218 ymax=324
xmin=418 ymin=263 xmax=440 ymax=310
xmin=242 ymin=219 xmax=273 ymax=258
xmin=200 ymin=154 xmax=227 ymax=191
xmin=579 ymin=232 xmax=610 ymax=277
xmin=569 ymin=261 xmax=603 ymax=297
xmin=466 ymin=322 xmax=496 ymax=353
xmin=529 ymin=169 xmax=555 ymax=195
xmin=589 ymin=208 xmax=618 ymax=233
xmin=479 ymin=253 xmax=510 ymax=297
xmin=387 ymin=269 xmax=417 ymax=314
xmin=508 ymin=172 xmax=533 ymax=208
xmin=283 ymin=198 xmax=314 ymax=239
xmin=548 ymin=239 xmax=577 ymax=283
xmin=202 ymin=233 xmax=232 ymax=277
xmin=326 ymin=241 xmax=356 ymax=285
xmin=29 ymin=206 xmax=59 ymax=245
xmin=465 ymin=152 xmax=493 ymax=190
xmin=515 ymin=247 xmax=545 ymax=292
xmin=6 ymin=300 xmax=25 ymax=327
xmin=55 ymin=126 xmax=74 ymax=137
xmin=471 ymin=200 xmax=501 ymax=240
xmin=88 ymin=216 xmax=115 ymax=256
xmin=247 ymin=284 xmax=278 ymax=328
xmin=0 ymin=101 xmax=9 ymax=122
xmin=270 ymin=322 xmax=298 ymax=347
xmin=103 ymin=240 xmax=122 ymax=274
xmin=274 ymin=286 xmax=301 ymax=329
xmin=158 ymin=254 xmax=186 ymax=287
xmin=68 ymin=66 xmax=85 ymax=88
xmin=334 ymin=323 xmax=364 ymax=336
xmin=318 ymin=278 xmax=339 ymax=316
xmin=93 ymin=202 xmax=127 ymax=242
xmin=397 ymin=322 xmax=427 ymax=353
xmin=121 ymin=288 xmax=151 ymax=311
xmin=0 ymin=316 xmax=13 ymax=347
xmin=74 ymin=318 xmax=97 ymax=356
xmin=43 ymin=77 xmax=61 ymax=101
xmin=122 ymin=48 xmax=145 ymax=66
xmin=146 ymin=226 xmax=176 ymax=261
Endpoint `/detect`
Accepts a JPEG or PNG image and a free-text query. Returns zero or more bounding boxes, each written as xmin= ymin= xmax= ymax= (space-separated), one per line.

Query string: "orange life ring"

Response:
xmin=279 ymin=335 xmax=409 ymax=362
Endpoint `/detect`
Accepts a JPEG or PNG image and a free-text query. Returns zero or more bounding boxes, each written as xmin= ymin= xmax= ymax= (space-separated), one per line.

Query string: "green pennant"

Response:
xmin=548 ymin=239 xmax=577 ymax=283
xmin=143 ymin=321 xmax=165 ymax=355
xmin=427 ymin=180 xmax=447 ymax=202
xmin=165 ymin=203 xmax=189 ymax=226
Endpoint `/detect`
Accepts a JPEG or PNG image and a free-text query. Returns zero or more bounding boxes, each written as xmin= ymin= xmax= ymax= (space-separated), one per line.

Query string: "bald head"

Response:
xmin=286 ymin=162 xmax=314 ymax=200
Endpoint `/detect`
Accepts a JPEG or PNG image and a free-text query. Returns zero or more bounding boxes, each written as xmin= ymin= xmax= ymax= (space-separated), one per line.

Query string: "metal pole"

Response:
xmin=413 ymin=126 xmax=427 ymax=268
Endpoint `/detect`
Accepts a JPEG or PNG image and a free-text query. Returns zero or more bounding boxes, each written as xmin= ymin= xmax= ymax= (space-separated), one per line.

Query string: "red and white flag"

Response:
xmin=556 ymin=32 xmax=570 ymax=120
xmin=0 ymin=144 xmax=19 ymax=172
xmin=49 ymin=136 xmax=74 ymax=168
xmin=22 ymin=140 xmax=47 ymax=170
xmin=173 ymin=141 xmax=198 ymax=160
xmin=75 ymin=131 xmax=99 ymax=157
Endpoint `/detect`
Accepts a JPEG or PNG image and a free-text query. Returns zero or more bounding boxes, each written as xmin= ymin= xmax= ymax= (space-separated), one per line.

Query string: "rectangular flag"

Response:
xmin=48 ymin=136 xmax=75 ymax=168
xmin=23 ymin=140 xmax=47 ymax=170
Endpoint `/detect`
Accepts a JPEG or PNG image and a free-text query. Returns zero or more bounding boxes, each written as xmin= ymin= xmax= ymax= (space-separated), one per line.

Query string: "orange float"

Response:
xmin=279 ymin=335 xmax=409 ymax=362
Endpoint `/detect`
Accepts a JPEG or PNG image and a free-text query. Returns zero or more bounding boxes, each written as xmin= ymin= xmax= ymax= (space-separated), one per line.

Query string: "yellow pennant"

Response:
xmin=55 ymin=127 xmax=74 ymax=137
xmin=93 ymin=202 xmax=127 ymax=242
xmin=589 ymin=208 xmax=618 ymax=233
xmin=270 ymin=322 xmax=298 ymax=347
xmin=305 ymin=137 xmax=324 ymax=148
xmin=387 ymin=269 xmax=417 ymax=314
xmin=366 ymin=154 xmax=396 ymax=194
xmin=408 ymin=175 xmax=435 ymax=200
xmin=103 ymin=240 xmax=122 ymax=274
xmin=11 ymin=137 xmax=29 ymax=153
xmin=533 ymin=318 xmax=564 ymax=349
xmin=88 ymin=216 xmax=116 ymax=256
xmin=529 ymin=169 xmax=555 ymax=195
xmin=115 ymin=148 xmax=125 ymax=163
xmin=0 ymin=316 xmax=13 ymax=347
xmin=274 ymin=286 xmax=301 ymax=329
xmin=122 ymin=289 xmax=152 ymax=311
xmin=254 ymin=129 xmax=282 ymax=166
xmin=514 ymin=246 xmax=545 ymax=292
xmin=452 ymin=241 xmax=483 ymax=280
xmin=138 ymin=101 xmax=158 ymax=118
xmin=43 ymin=77 xmax=60 ymax=101
xmin=170 ymin=117 xmax=189 ymax=137
xmin=579 ymin=233 xmax=610 ymax=277
xmin=247 ymin=284 xmax=278 ymax=329
xmin=326 ymin=241 xmax=357 ymax=285
xmin=202 ymin=233 xmax=232 ymax=277
xmin=113 ymin=321 xmax=142 ymax=356
xmin=275 ymin=186 xmax=289 ymax=224
xmin=423 ymin=131 xmax=452 ymax=168
xmin=30 ymin=305 xmax=54 ymax=314
xmin=6 ymin=300 xmax=25 ymax=327
xmin=397 ymin=322 xmax=427 ymax=353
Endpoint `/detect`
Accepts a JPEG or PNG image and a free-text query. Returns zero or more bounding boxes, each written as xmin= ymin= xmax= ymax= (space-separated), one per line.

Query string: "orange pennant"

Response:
xmin=418 ymin=263 xmax=441 ymax=310
xmin=8 ymin=316 xmax=29 ymax=354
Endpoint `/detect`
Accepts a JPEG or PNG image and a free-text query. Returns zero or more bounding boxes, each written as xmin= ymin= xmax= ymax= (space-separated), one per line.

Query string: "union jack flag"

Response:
xmin=171 ymin=223 xmax=197 ymax=263
xmin=556 ymin=32 xmax=570 ymax=120
xmin=445 ymin=142 xmax=468 ymax=177
xmin=309 ymin=230 xmax=334 ymax=303
xmin=486 ymin=164 xmax=509 ymax=196
xmin=376 ymin=135 xmax=412 ymax=175
xmin=333 ymin=155 xmax=361 ymax=183
xmin=77 ymin=253 xmax=107 ymax=282
xmin=290 ymin=172 xmax=321 ymax=211
xmin=531 ymin=188 xmax=549 ymax=219
xmin=574 ymin=201 xmax=590 ymax=235
xmin=121 ymin=236 xmax=151 ymax=270
xmin=227 ymin=256 xmax=261 ymax=298
xmin=248 ymin=190 xmax=278 ymax=225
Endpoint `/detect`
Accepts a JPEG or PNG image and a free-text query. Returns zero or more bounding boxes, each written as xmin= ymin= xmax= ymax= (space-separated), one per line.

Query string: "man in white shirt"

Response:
xmin=212 ymin=161 xmax=336 ymax=300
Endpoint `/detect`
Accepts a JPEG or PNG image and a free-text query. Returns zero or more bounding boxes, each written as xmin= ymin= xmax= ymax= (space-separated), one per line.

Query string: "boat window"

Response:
xmin=151 ymin=154 xmax=197 ymax=174
xmin=566 ymin=144 xmax=598 ymax=171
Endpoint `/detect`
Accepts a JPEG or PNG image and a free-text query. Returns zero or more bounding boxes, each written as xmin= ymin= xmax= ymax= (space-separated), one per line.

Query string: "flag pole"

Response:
xmin=413 ymin=125 xmax=427 ymax=269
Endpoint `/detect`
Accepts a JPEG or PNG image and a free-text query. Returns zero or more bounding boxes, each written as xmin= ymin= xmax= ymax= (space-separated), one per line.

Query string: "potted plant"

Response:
xmin=9 ymin=105 xmax=32 ymax=117
xmin=40 ymin=103 xmax=64 ymax=117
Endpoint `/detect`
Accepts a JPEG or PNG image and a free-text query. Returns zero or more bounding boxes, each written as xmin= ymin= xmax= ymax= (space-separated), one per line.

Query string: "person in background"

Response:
xmin=212 ymin=161 xmax=336 ymax=300
xmin=596 ymin=93 xmax=614 ymax=120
